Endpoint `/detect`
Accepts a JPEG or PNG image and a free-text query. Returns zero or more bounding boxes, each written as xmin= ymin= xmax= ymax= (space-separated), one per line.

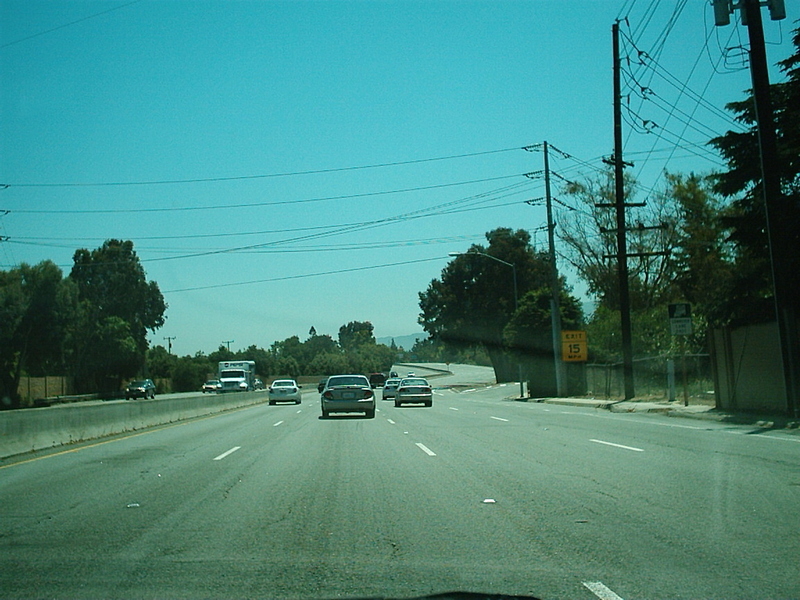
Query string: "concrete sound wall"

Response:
xmin=0 ymin=392 xmax=268 ymax=459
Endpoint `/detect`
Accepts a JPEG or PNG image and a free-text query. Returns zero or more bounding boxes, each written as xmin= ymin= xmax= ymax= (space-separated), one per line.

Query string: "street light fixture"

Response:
xmin=449 ymin=251 xmax=523 ymax=398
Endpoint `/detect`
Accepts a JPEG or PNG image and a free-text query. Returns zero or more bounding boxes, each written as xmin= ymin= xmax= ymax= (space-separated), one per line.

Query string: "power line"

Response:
xmin=1 ymin=146 xmax=526 ymax=189
xmin=163 ymin=256 xmax=447 ymax=294
xmin=0 ymin=0 xmax=144 ymax=50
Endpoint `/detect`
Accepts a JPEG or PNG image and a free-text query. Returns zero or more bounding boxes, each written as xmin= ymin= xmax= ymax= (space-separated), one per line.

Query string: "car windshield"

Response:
xmin=2 ymin=3 xmax=798 ymax=600
xmin=220 ymin=370 xmax=245 ymax=378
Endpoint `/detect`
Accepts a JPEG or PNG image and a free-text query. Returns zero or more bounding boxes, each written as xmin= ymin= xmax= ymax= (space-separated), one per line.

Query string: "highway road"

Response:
xmin=2 ymin=366 xmax=799 ymax=599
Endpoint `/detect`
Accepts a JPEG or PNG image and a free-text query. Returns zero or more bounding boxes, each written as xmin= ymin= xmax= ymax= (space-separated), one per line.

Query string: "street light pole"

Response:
xmin=449 ymin=251 xmax=523 ymax=398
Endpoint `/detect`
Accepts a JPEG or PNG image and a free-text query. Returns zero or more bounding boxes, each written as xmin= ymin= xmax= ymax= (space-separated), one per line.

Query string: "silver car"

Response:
xmin=381 ymin=377 xmax=401 ymax=401
xmin=321 ymin=375 xmax=375 ymax=418
xmin=395 ymin=377 xmax=433 ymax=407
xmin=268 ymin=379 xmax=302 ymax=405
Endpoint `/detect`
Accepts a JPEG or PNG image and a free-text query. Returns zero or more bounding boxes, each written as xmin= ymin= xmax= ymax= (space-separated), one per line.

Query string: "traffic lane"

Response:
xmin=0 ymin=400 xmax=315 ymax=599
xmin=446 ymin=387 xmax=800 ymax=466
xmin=1 ymin=393 xmax=602 ymax=600
xmin=388 ymin=391 xmax=800 ymax=599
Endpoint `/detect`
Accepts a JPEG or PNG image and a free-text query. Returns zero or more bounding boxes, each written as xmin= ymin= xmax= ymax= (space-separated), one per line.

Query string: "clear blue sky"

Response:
xmin=1 ymin=1 xmax=795 ymax=356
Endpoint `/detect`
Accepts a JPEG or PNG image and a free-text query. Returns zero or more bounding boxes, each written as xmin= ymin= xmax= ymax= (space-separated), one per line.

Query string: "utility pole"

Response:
xmin=612 ymin=21 xmax=635 ymax=400
xmin=713 ymin=0 xmax=797 ymax=417
xmin=222 ymin=340 xmax=234 ymax=352
xmin=164 ymin=336 xmax=176 ymax=354
xmin=543 ymin=141 xmax=565 ymax=396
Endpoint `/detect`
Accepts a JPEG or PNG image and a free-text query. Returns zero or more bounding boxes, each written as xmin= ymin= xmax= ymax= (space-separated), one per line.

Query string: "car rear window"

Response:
xmin=327 ymin=376 xmax=369 ymax=387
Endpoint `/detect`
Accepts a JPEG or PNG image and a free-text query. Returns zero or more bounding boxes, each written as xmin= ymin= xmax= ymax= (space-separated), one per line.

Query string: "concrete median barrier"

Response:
xmin=0 ymin=392 xmax=268 ymax=459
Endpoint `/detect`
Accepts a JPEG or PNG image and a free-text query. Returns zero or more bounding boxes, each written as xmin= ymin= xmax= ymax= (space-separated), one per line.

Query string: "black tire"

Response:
xmin=394 ymin=400 xmax=400 ymax=407
xmin=425 ymin=400 xmax=432 ymax=407
xmin=296 ymin=399 xmax=301 ymax=404
xmin=366 ymin=409 xmax=375 ymax=418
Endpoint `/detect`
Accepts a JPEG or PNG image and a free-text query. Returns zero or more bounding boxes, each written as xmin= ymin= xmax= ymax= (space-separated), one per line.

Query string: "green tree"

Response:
xmin=172 ymin=355 xmax=208 ymax=392
xmin=338 ymin=321 xmax=376 ymax=351
xmin=708 ymin=23 xmax=800 ymax=323
xmin=503 ymin=288 xmax=584 ymax=395
xmin=67 ymin=240 xmax=167 ymax=392
xmin=146 ymin=345 xmax=176 ymax=380
xmin=0 ymin=261 xmax=74 ymax=408
xmin=419 ymin=228 xmax=571 ymax=382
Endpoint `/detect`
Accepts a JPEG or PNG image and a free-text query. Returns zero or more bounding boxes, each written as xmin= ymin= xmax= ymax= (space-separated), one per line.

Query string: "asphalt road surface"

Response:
xmin=2 ymin=365 xmax=799 ymax=599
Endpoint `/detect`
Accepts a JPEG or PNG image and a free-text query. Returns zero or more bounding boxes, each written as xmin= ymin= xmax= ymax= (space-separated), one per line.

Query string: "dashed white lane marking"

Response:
xmin=213 ymin=446 xmax=241 ymax=461
xmin=583 ymin=581 xmax=625 ymax=600
xmin=590 ymin=439 xmax=644 ymax=452
xmin=449 ymin=407 xmax=459 ymax=411
xmin=415 ymin=442 xmax=437 ymax=456
xmin=273 ymin=420 xmax=284 ymax=427
xmin=387 ymin=419 xmax=396 ymax=424
xmin=490 ymin=416 xmax=509 ymax=422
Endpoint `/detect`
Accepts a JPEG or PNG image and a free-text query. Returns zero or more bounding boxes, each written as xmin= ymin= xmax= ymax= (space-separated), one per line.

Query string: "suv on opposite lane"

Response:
xmin=125 ymin=379 xmax=156 ymax=400
xmin=320 ymin=375 xmax=375 ymax=418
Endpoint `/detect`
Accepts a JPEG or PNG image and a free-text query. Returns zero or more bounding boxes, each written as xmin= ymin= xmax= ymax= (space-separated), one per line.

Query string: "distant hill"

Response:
xmin=377 ymin=333 xmax=427 ymax=350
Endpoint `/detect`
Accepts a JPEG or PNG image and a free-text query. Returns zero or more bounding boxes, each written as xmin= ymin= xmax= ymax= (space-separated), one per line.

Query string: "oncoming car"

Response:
xmin=320 ymin=375 xmax=375 ymax=418
xmin=395 ymin=377 xmax=432 ymax=407
xmin=202 ymin=379 xmax=221 ymax=393
xmin=268 ymin=379 xmax=302 ymax=404
xmin=125 ymin=379 xmax=156 ymax=400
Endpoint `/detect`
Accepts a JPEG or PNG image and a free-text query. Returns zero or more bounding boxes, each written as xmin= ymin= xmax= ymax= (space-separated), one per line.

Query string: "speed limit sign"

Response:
xmin=561 ymin=330 xmax=587 ymax=362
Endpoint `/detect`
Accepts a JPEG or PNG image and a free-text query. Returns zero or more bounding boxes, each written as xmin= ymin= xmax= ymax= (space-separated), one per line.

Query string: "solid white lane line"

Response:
xmin=490 ymin=416 xmax=509 ymax=422
xmin=415 ymin=443 xmax=437 ymax=456
xmin=583 ymin=581 xmax=625 ymax=600
xmin=590 ymin=439 xmax=644 ymax=452
xmin=213 ymin=446 xmax=241 ymax=461
xmin=273 ymin=421 xmax=284 ymax=427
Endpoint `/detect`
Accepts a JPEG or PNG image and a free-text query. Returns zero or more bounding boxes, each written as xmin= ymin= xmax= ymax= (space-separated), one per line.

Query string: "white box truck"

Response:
xmin=218 ymin=360 xmax=256 ymax=392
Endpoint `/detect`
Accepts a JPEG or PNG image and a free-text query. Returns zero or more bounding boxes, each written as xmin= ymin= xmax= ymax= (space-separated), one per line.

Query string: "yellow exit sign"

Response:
xmin=561 ymin=330 xmax=587 ymax=362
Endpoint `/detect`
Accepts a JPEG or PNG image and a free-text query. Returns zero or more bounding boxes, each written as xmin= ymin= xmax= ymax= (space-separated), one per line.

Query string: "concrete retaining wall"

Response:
xmin=0 ymin=392 xmax=268 ymax=459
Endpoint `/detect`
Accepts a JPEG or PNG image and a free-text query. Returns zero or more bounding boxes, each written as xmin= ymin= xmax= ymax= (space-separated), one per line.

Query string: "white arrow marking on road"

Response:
xmin=590 ymin=439 xmax=644 ymax=452
xmin=415 ymin=443 xmax=436 ymax=456
xmin=213 ymin=446 xmax=241 ymax=461
xmin=583 ymin=581 xmax=625 ymax=600
xmin=490 ymin=416 xmax=509 ymax=422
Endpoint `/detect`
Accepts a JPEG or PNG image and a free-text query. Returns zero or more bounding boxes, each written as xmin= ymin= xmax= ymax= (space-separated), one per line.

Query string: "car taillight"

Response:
xmin=323 ymin=391 xmax=333 ymax=400
xmin=364 ymin=389 xmax=374 ymax=399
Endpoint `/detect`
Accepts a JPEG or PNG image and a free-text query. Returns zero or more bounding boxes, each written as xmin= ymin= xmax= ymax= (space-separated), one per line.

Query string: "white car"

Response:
xmin=268 ymin=379 xmax=302 ymax=405
xmin=320 ymin=375 xmax=375 ymax=418
xmin=395 ymin=377 xmax=433 ymax=407
xmin=382 ymin=378 xmax=401 ymax=401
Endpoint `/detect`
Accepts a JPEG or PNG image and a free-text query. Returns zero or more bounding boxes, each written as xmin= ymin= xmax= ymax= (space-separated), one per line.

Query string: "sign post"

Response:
xmin=668 ymin=303 xmax=692 ymax=406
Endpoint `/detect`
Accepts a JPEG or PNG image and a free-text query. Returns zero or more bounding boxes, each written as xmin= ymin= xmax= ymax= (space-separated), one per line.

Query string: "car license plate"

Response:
xmin=342 ymin=392 xmax=355 ymax=399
